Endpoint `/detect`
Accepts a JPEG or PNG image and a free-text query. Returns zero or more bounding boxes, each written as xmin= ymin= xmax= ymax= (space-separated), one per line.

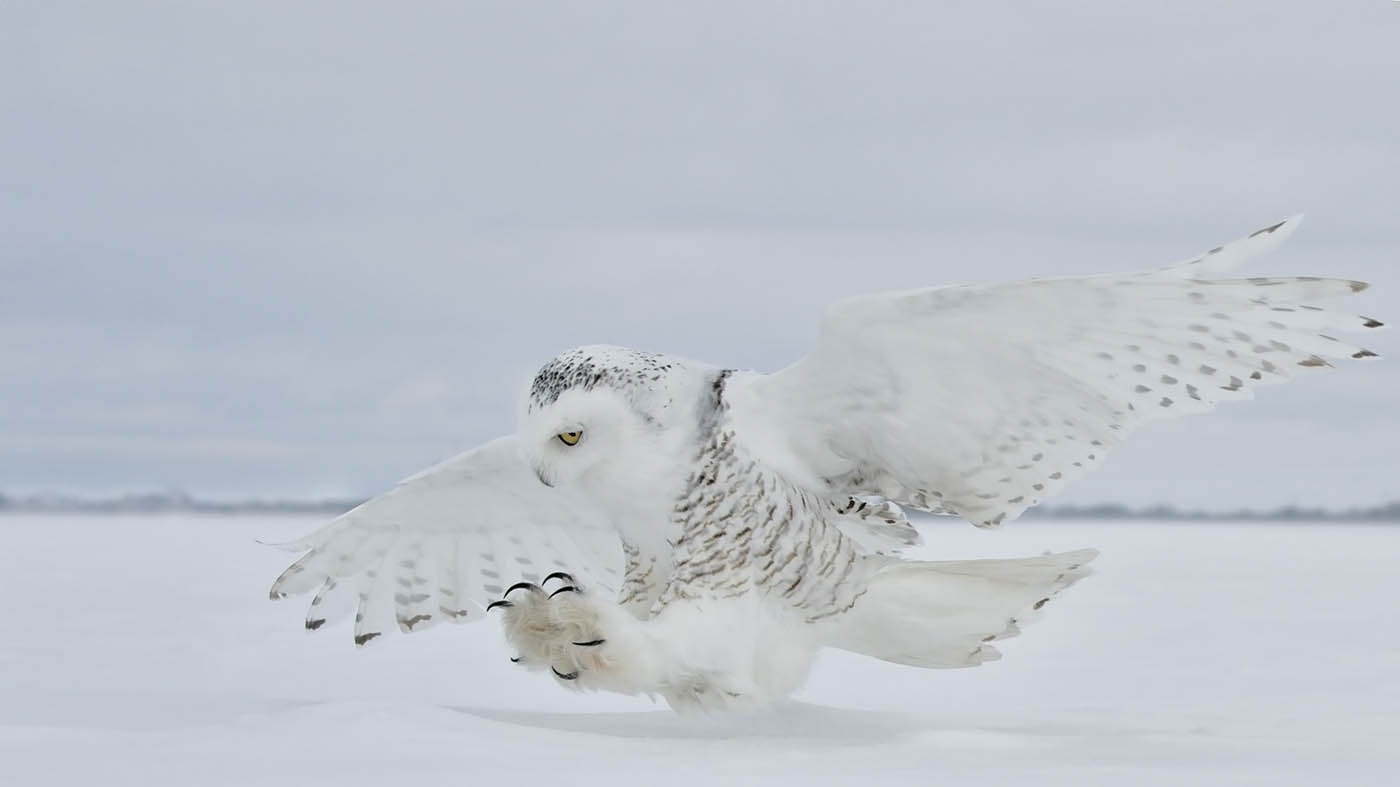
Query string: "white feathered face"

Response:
xmin=517 ymin=346 xmax=710 ymax=514
xmin=520 ymin=386 xmax=665 ymax=491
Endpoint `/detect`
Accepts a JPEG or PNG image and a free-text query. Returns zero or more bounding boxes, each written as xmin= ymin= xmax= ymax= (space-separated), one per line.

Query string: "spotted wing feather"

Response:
xmin=737 ymin=216 xmax=1382 ymax=528
xmin=268 ymin=435 xmax=622 ymax=645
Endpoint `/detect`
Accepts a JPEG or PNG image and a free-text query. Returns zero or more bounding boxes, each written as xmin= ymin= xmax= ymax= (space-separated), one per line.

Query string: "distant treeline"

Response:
xmin=1022 ymin=501 xmax=1400 ymax=522
xmin=0 ymin=492 xmax=357 ymax=515
xmin=2 ymin=491 xmax=1398 ymax=522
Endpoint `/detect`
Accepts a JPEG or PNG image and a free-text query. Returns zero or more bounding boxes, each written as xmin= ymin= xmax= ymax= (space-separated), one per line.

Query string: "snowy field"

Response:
xmin=1 ymin=514 xmax=1395 ymax=786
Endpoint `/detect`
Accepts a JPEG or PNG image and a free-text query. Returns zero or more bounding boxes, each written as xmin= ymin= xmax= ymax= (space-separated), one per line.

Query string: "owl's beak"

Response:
xmin=534 ymin=467 xmax=555 ymax=488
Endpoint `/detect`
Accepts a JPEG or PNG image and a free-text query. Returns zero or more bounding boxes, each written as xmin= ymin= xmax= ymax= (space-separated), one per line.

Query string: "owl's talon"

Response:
xmin=486 ymin=599 xmax=513 ymax=611
xmin=551 ymin=667 xmax=579 ymax=681
xmin=504 ymin=581 xmax=542 ymax=597
xmin=510 ymin=656 xmax=522 ymax=663
xmin=542 ymin=571 xmax=575 ymax=585
xmin=548 ymin=585 xmax=578 ymax=599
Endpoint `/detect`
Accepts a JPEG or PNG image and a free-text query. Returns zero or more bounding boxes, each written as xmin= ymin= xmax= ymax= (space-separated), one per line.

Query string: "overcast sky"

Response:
xmin=3 ymin=1 xmax=1397 ymax=509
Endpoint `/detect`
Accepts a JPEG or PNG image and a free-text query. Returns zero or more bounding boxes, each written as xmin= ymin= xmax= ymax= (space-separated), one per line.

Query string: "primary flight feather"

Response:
xmin=269 ymin=217 xmax=1381 ymax=710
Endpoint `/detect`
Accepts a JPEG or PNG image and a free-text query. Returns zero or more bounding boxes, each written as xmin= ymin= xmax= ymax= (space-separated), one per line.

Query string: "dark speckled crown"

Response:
xmin=527 ymin=346 xmax=679 ymax=412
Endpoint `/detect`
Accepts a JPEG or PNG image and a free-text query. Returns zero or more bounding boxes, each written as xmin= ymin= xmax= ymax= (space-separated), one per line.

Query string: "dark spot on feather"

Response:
xmin=1298 ymin=356 xmax=1329 ymax=367
xmin=1033 ymin=598 xmax=1049 ymax=610
xmin=305 ymin=618 xmax=325 ymax=631
xmin=1352 ymin=349 xmax=1378 ymax=359
xmin=354 ymin=632 xmax=381 ymax=646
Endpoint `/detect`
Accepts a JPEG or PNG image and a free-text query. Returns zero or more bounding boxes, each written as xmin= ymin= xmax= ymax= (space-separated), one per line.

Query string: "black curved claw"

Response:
xmin=572 ymin=638 xmax=605 ymax=647
xmin=551 ymin=666 xmax=579 ymax=681
xmin=504 ymin=581 xmax=542 ymax=597
xmin=542 ymin=571 xmax=575 ymax=585
xmin=486 ymin=599 xmax=513 ymax=611
xmin=509 ymin=656 xmax=523 ymax=663
xmin=548 ymin=585 xmax=578 ymax=599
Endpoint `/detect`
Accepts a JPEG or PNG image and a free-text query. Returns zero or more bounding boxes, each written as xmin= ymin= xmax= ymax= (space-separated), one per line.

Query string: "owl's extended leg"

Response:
xmin=489 ymin=573 xmax=674 ymax=697
xmin=488 ymin=575 xmax=814 ymax=711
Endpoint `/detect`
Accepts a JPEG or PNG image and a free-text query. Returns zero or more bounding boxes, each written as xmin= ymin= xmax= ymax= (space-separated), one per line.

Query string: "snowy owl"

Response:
xmin=269 ymin=217 xmax=1381 ymax=711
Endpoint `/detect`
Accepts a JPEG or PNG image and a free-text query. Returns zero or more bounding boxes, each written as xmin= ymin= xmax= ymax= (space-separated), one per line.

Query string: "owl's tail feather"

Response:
xmin=825 ymin=548 xmax=1097 ymax=668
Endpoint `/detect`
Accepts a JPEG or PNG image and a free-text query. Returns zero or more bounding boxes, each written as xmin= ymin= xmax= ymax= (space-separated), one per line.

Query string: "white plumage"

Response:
xmin=269 ymin=217 xmax=1380 ymax=710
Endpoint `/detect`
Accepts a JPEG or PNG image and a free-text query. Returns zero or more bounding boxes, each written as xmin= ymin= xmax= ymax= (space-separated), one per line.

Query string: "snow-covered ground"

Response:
xmin=1 ymin=514 xmax=1394 ymax=786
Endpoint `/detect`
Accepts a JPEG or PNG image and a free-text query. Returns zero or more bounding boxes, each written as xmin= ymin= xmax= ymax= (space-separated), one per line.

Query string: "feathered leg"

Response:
xmin=490 ymin=574 xmax=817 ymax=711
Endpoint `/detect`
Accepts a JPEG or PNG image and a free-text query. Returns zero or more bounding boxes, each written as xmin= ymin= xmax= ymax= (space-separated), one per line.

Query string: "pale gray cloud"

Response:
xmin=2 ymin=1 xmax=1396 ymax=507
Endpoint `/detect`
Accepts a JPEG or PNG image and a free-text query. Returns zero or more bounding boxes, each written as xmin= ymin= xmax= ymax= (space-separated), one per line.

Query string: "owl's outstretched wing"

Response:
xmin=266 ymin=435 xmax=621 ymax=646
xmin=732 ymin=217 xmax=1383 ymax=528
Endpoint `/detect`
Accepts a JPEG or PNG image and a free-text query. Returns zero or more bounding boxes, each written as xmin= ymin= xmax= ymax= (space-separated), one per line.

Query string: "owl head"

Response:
xmin=517 ymin=345 xmax=715 ymax=496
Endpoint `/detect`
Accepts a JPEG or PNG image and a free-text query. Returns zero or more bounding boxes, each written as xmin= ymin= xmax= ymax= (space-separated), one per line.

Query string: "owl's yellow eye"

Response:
xmin=557 ymin=431 xmax=582 ymax=446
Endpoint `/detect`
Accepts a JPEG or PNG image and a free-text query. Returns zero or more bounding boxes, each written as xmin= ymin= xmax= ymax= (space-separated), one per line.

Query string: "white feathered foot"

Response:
xmin=490 ymin=572 xmax=718 ymax=705
xmin=488 ymin=572 xmax=822 ymax=711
